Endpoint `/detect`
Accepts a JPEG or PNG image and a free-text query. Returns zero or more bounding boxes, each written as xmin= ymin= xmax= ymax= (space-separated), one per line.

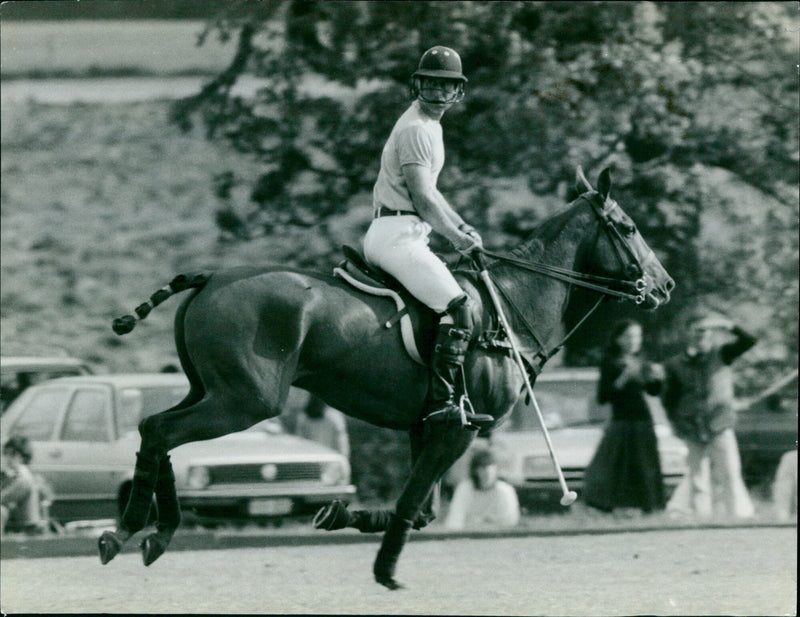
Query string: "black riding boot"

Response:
xmin=373 ymin=514 xmax=414 ymax=589
xmin=422 ymin=296 xmax=494 ymax=431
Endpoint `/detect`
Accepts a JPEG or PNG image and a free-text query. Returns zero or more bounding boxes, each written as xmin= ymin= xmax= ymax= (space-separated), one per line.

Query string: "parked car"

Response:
xmin=1 ymin=355 xmax=93 ymax=414
xmin=735 ymin=369 xmax=798 ymax=491
xmin=0 ymin=373 xmax=356 ymax=524
xmin=443 ymin=367 xmax=688 ymax=511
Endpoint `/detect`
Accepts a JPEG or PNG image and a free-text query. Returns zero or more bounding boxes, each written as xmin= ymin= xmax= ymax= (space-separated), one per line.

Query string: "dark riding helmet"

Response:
xmin=413 ymin=46 xmax=468 ymax=82
xmin=410 ymin=46 xmax=467 ymax=104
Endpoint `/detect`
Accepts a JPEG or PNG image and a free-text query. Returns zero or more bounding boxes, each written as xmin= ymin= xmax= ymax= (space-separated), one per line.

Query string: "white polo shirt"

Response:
xmin=372 ymin=100 xmax=444 ymax=213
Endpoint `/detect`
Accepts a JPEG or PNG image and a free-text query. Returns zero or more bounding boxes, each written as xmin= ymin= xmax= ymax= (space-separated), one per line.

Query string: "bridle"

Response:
xmin=475 ymin=191 xmax=653 ymax=371
xmin=483 ymin=193 xmax=649 ymax=305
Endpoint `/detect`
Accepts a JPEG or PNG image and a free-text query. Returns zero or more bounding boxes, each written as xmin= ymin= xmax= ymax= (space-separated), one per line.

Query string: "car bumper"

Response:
xmin=513 ymin=473 xmax=684 ymax=508
xmin=177 ymin=484 xmax=357 ymax=508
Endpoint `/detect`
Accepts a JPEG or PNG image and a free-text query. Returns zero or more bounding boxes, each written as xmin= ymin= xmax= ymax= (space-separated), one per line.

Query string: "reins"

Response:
xmin=480 ymin=263 xmax=606 ymax=374
xmin=481 ymin=248 xmax=646 ymax=302
xmin=480 ymin=193 xmax=648 ymax=304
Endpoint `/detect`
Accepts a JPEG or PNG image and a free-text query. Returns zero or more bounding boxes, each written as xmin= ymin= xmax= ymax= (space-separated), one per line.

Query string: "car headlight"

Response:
xmin=523 ymin=455 xmax=553 ymax=478
xmin=187 ymin=466 xmax=211 ymax=489
xmin=320 ymin=461 xmax=349 ymax=485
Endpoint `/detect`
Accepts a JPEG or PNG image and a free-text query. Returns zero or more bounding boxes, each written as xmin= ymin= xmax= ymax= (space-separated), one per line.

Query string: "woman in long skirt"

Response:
xmin=583 ymin=319 xmax=666 ymax=513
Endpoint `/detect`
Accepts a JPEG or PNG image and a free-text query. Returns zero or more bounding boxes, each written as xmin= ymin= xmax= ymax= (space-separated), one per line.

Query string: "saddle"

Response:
xmin=333 ymin=246 xmax=437 ymax=365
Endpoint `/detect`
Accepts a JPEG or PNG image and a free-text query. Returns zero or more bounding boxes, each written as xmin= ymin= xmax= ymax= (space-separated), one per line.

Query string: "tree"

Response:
xmin=172 ymin=0 xmax=798 ymax=372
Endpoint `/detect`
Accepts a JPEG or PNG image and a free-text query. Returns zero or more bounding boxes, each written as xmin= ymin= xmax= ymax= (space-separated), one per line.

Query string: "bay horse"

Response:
xmin=98 ymin=168 xmax=673 ymax=589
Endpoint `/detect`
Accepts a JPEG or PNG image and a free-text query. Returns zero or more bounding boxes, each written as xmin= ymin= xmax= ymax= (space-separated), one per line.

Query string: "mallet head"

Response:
xmin=560 ymin=491 xmax=578 ymax=507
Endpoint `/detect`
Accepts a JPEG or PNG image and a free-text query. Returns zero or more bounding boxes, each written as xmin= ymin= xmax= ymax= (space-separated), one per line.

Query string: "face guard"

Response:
xmin=412 ymin=77 xmax=465 ymax=105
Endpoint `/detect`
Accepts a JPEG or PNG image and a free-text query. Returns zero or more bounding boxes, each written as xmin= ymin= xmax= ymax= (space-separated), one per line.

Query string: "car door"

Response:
xmin=51 ymin=385 xmax=122 ymax=505
xmin=4 ymin=385 xmax=71 ymax=484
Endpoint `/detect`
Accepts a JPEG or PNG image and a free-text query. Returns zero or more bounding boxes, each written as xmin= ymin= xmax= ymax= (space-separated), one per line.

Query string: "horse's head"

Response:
xmin=576 ymin=167 xmax=674 ymax=309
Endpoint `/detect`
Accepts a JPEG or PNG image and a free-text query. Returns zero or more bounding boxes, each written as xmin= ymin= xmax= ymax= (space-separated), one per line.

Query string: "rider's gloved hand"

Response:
xmin=452 ymin=226 xmax=483 ymax=256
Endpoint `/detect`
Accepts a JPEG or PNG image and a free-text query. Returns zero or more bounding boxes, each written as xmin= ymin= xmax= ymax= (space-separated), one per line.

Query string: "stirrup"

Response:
xmin=459 ymin=394 xmax=494 ymax=429
xmin=423 ymin=396 xmax=494 ymax=430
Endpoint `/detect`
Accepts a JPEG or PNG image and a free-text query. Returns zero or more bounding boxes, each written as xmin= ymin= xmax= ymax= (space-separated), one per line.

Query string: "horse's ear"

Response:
xmin=597 ymin=168 xmax=611 ymax=200
xmin=576 ymin=166 xmax=592 ymax=193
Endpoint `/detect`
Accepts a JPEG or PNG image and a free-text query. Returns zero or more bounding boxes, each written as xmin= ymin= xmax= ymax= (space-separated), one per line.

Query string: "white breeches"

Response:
xmin=364 ymin=215 xmax=465 ymax=314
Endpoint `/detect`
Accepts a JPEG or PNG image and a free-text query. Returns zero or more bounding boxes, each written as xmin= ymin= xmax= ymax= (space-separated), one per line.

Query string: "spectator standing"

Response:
xmin=444 ymin=449 xmax=520 ymax=530
xmin=296 ymin=395 xmax=350 ymax=459
xmin=1 ymin=436 xmax=46 ymax=534
xmin=772 ymin=449 xmax=797 ymax=521
xmin=661 ymin=310 xmax=757 ymax=518
xmin=583 ymin=319 xmax=666 ymax=514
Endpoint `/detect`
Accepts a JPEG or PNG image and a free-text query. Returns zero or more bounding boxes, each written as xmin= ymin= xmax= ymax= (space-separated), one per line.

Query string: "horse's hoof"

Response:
xmin=375 ymin=575 xmax=405 ymax=590
xmin=140 ymin=534 xmax=169 ymax=566
xmin=312 ymin=500 xmax=350 ymax=531
xmin=98 ymin=531 xmax=123 ymax=565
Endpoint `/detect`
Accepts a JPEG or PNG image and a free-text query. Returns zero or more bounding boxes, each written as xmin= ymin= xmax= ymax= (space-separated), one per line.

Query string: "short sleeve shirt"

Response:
xmin=372 ymin=101 xmax=445 ymax=213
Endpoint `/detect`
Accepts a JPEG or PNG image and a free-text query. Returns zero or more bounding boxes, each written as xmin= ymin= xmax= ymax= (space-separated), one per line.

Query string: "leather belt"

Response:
xmin=374 ymin=207 xmax=416 ymax=218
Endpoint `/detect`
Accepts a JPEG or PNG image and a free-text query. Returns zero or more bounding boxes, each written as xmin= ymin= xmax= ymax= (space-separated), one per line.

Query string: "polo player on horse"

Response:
xmin=364 ymin=45 xmax=493 ymax=432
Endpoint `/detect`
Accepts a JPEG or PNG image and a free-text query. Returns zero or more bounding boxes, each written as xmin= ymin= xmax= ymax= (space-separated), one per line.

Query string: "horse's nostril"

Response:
xmin=665 ymin=278 xmax=675 ymax=293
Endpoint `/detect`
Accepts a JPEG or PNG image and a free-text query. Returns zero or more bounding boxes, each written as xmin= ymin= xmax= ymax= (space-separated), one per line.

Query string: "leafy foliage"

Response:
xmin=173 ymin=1 xmax=797 ymax=370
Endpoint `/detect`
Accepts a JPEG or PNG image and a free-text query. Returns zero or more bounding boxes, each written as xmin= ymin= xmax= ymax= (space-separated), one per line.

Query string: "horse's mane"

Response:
xmin=511 ymin=194 xmax=593 ymax=263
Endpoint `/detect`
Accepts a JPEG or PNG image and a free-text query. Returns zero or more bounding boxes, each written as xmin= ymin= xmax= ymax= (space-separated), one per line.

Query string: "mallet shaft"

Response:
xmin=475 ymin=253 xmax=577 ymax=506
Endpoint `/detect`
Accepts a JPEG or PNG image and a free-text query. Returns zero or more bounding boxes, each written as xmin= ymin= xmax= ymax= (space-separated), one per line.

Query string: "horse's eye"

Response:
xmin=621 ymin=223 xmax=636 ymax=237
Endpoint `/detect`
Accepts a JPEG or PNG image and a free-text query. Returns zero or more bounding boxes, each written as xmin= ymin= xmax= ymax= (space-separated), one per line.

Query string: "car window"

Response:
xmin=502 ymin=377 xmax=607 ymax=432
xmin=61 ymin=388 xmax=111 ymax=442
xmin=116 ymin=385 xmax=189 ymax=436
xmin=1 ymin=367 xmax=89 ymax=411
xmin=7 ymin=387 xmax=68 ymax=440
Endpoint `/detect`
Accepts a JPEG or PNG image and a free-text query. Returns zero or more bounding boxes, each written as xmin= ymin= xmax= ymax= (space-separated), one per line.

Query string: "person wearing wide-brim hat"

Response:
xmin=660 ymin=308 xmax=758 ymax=519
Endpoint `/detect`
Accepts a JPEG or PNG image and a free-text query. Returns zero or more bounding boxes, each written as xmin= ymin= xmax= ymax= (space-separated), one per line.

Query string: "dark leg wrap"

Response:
xmin=120 ymin=451 xmax=161 ymax=533
xmin=139 ymin=455 xmax=180 ymax=567
xmin=99 ymin=450 xmax=160 ymax=565
xmin=313 ymin=501 xmax=394 ymax=534
xmin=373 ymin=514 xmax=413 ymax=589
xmin=153 ymin=455 xmax=181 ymax=531
xmin=352 ymin=509 xmax=393 ymax=533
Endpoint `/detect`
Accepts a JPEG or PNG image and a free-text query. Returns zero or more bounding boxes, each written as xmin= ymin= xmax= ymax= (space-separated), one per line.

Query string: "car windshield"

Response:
xmin=117 ymin=385 xmax=189 ymax=435
xmin=1 ymin=365 xmax=89 ymax=412
xmin=499 ymin=377 xmax=607 ymax=432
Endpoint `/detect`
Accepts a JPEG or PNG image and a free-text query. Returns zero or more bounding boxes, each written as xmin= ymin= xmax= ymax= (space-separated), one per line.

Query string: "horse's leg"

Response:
xmin=374 ymin=424 xmax=475 ymax=589
xmin=98 ymin=387 xmax=202 ymax=565
xmin=408 ymin=422 xmax=439 ymax=530
xmin=138 ymin=385 xmax=290 ymax=565
xmin=139 ymin=454 xmax=181 ymax=566
xmin=313 ymin=424 xmax=433 ymax=534
xmin=99 ymin=379 xmax=290 ymax=566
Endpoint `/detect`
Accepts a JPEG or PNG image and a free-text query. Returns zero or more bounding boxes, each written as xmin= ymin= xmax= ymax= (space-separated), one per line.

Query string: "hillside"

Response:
xmin=0 ymin=99 xmax=358 ymax=371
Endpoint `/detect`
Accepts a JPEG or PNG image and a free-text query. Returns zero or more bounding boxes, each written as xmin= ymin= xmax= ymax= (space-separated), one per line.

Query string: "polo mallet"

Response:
xmin=474 ymin=251 xmax=578 ymax=506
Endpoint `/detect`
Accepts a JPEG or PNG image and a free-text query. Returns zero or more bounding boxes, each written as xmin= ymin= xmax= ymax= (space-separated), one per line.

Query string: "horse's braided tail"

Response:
xmin=112 ymin=273 xmax=210 ymax=335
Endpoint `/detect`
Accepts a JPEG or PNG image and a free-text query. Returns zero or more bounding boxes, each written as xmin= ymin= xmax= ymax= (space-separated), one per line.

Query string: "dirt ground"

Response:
xmin=1 ymin=526 xmax=795 ymax=615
